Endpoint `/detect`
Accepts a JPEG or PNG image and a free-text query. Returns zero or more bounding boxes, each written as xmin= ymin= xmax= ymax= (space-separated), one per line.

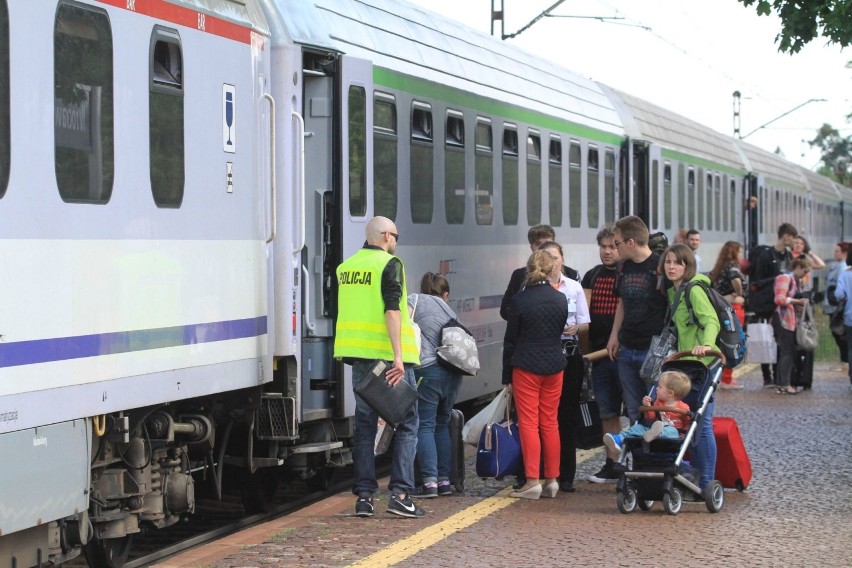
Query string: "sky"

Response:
xmin=405 ymin=0 xmax=851 ymax=171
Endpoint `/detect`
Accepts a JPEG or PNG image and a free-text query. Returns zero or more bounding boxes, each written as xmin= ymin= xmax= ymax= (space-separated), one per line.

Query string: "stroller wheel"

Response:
xmin=638 ymin=500 xmax=655 ymax=511
xmin=704 ymin=480 xmax=724 ymax=513
xmin=616 ymin=487 xmax=637 ymax=514
xmin=663 ymin=487 xmax=682 ymax=515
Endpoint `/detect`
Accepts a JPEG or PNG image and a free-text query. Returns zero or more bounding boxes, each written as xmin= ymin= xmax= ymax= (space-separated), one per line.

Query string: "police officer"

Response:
xmin=334 ymin=216 xmax=424 ymax=519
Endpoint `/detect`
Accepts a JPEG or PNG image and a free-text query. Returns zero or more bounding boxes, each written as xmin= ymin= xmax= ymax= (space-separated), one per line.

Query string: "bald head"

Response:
xmin=366 ymin=216 xmax=398 ymax=253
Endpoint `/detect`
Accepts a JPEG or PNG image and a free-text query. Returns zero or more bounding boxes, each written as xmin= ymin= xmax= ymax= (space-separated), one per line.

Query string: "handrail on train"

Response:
xmin=292 ymin=109 xmax=306 ymax=254
xmin=262 ymin=93 xmax=276 ymax=244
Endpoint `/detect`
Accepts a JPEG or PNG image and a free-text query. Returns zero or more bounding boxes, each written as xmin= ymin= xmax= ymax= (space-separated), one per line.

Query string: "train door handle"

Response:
xmin=262 ymin=93 xmax=276 ymax=244
xmin=292 ymin=110 xmax=306 ymax=254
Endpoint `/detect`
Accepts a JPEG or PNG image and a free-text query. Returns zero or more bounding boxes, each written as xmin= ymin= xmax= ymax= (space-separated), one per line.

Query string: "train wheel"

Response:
xmin=84 ymin=535 xmax=133 ymax=568
xmin=240 ymin=469 xmax=279 ymax=514
xmin=305 ymin=465 xmax=337 ymax=492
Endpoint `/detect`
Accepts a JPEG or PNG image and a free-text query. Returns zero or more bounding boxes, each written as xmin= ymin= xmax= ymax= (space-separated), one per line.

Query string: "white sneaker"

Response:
xmin=643 ymin=421 xmax=664 ymax=443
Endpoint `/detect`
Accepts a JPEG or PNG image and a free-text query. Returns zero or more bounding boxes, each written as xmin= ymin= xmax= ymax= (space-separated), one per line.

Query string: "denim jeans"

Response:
xmin=591 ymin=357 xmax=623 ymax=420
xmin=617 ymin=346 xmax=649 ymax=423
xmin=691 ymin=398 xmax=717 ymax=490
xmin=621 ymin=421 xmax=679 ymax=440
xmin=414 ymin=363 xmax=461 ymax=483
xmin=351 ymin=360 xmax=418 ymax=496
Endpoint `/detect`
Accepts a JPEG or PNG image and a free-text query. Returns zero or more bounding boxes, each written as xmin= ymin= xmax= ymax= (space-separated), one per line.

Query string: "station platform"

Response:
xmin=155 ymin=363 xmax=852 ymax=568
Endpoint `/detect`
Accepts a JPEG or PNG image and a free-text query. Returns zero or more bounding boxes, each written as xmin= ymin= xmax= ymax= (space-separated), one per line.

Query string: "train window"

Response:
xmin=729 ymin=179 xmax=736 ymax=233
xmin=604 ymin=149 xmax=615 ymax=223
xmin=446 ymin=111 xmax=464 ymax=147
xmin=548 ymin=136 xmax=562 ymax=227
xmin=54 ymin=2 xmax=114 ymax=204
xmin=697 ymin=169 xmax=705 ymax=230
xmin=0 ymin=0 xmax=7 ymax=199
xmin=445 ymin=110 xmax=465 ymax=224
xmin=678 ymin=163 xmax=686 ymax=229
xmin=587 ymin=145 xmax=599 ymax=228
xmin=722 ymin=175 xmax=729 ymax=232
xmin=651 ymin=160 xmax=659 ymax=229
xmin=663 ymin=162 xmax=673 ymax=229
xmin=411 ymin=102 xmax=433 ymax=223
xmin=475 ymin=118 xmax=493 ymax=225
xmin=526 ymin=130 xmax=541 ymax=225
xmin=714 ymin=175 xmax=721 ymax=231
xmin=149 ymin=28 xmax=184 ymax=208
xmin=687 ymin=167 xmax=696 ymax=229
xmin=604 ymin=148 xmax=615 ymax=223
xmin=502 ymin=123 xmax=518 ymax=225
xmin=568 ymin=140 xmax=581 ymax=228
xmin=348 ymin=86 xmax=367 ymax=217
xmin=374 ymin=92 xmax=397 ymax=220
xmin=704 ymin=172 xmax=713 ymax=231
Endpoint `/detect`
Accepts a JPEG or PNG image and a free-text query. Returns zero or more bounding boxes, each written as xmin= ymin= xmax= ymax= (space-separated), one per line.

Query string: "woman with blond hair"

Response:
xmin=502 ymin=250 xmax=568 ymax=499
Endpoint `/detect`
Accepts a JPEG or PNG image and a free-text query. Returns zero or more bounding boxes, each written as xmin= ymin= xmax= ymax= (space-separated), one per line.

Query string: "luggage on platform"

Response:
xmin=791 ymin=350 xmax=814 ymax=389
xmin=577 ymin=358 xmax=603 ymax=449
xmin=713 ymin=416 xmax=752 ymax=491
xmin=449 ymin=408 xmax=466 ymax=492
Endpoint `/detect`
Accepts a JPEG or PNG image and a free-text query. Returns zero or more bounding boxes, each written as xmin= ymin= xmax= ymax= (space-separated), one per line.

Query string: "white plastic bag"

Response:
xmin=745 ymin=321 xmax=776 ymax=364
xmin=462 ymin=387 xmax=511 ymax=446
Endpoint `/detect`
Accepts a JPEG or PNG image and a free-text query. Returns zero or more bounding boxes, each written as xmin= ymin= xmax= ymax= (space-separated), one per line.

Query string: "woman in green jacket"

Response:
xmin=660 ymin=243 xmax=720 ymax=492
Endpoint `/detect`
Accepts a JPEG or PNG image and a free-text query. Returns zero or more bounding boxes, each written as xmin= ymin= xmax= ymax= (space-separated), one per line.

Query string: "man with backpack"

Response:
xmin=748 ymin=223 xmax=798 ymax=387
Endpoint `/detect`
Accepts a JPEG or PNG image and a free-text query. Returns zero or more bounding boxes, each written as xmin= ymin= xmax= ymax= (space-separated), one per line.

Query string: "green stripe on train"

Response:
xmin=373 ymin=67 xmax=624 ymax=147
xmin=661 ymin=148 xmax=746 ymax=178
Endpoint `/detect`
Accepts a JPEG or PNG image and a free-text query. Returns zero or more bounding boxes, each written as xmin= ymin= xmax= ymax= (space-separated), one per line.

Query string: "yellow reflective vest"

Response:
xmin=334 ymin=248 xmax=420 ymax=364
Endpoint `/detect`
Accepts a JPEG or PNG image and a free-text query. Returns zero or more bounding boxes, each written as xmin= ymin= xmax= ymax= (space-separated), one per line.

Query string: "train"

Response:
xmin=0 ymin=0 xmax=849 ymax=566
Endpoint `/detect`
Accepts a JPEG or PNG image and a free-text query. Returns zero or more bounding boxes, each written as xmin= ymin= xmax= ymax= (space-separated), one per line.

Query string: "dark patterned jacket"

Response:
xmin=502 ymin=282 xmax=569 ymax=384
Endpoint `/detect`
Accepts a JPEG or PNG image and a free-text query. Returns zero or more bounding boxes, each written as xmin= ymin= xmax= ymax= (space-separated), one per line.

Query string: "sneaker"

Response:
xmin=437 ymin=481 xmax=454 ymax=496
xmin=643 ymin=421 xmax=664 ymax=443
xmin=720 ymin=380 xmax=745 ymax=390
xmin=411 ymin=484 xmax=438 ymax=499
xmin=386 ymin=494 xmax=426 ymax=518
xmin=354 ymin=496 xmax=374 ymax=517
xmin=603 ymin=433 xmax=622 ymax=454
xmin=587 ymin=459 xmax=619 ymax=484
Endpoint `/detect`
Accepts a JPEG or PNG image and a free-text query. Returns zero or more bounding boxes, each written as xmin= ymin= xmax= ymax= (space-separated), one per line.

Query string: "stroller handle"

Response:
xmin=666 ymin=349 xmax=726 ymax=366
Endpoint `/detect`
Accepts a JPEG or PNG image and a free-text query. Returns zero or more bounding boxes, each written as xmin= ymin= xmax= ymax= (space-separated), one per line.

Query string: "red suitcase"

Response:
xmin=713 ymin=416 xmax=752 ymax=491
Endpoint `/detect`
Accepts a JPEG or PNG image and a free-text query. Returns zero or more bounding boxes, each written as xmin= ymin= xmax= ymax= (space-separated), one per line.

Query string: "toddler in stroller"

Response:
xmin=611 ymin=351 xmax=726 ymax=515
xmin=602 ymin=370 xmax=692 ymax=457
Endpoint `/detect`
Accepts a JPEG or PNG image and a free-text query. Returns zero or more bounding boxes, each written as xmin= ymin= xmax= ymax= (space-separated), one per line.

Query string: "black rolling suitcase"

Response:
xmin=449 ymin=408 xmax=466 ymax=492
xmin=576 ymin=358 xmax=603 ymax=449
xmin=791 ymin=350 xmax=814 ymax=389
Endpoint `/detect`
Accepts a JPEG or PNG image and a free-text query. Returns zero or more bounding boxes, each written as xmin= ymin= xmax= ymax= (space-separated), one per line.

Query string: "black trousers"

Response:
xmin=558 ymin=350 xmax=584 ymax=483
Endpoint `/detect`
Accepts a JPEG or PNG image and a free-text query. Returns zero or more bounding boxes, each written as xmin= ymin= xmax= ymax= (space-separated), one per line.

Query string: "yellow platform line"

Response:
xmin=349 ymin=485 xmax=517 ymax=568
xmin=349 ymin=448 xmax=598 ymax=568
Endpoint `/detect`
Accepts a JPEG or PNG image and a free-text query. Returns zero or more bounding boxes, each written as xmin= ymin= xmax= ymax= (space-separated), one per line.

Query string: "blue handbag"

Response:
xmin=475 ymin=416 xmax=522 ymax=479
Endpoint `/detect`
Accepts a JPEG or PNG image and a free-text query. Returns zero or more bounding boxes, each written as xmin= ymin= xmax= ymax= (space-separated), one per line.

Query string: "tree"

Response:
xmin=810 ymin=123 xmax=852 ymax=186
xmin=737 ymin=0 xmax=852 ymax=54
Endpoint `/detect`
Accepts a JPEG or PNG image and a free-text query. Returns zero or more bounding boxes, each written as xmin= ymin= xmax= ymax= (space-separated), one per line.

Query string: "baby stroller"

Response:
xmin=613 ymin=351 xmax=725 ymax=516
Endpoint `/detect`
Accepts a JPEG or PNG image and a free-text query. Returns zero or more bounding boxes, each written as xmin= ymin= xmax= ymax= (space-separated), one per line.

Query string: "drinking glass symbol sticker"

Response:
xmin=225 ymin=91 xmax=234 ymax=146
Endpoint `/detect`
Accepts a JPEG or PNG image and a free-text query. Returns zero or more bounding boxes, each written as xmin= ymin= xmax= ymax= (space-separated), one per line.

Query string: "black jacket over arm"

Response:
xmin=502 ymin=283 xmax=569 ymax=384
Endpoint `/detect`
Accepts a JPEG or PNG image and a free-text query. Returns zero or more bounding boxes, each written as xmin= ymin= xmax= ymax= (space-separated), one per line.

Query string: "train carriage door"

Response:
xmin=338 ymin=55 xmax=373 ymax=417
xmin=629 ymin=140 xmax=650 ymax=222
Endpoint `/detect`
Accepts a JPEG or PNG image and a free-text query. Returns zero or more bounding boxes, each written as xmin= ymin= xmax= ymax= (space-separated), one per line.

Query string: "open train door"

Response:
xmin=624 ymin=139 xmax=651 ymax=223
xmin=336 ymin=55 xmax=373 ymax=418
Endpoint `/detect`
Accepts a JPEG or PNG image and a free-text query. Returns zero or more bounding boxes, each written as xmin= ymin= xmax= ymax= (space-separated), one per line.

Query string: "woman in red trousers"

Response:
xmin=502 ymin=250 xmax=569 ymax=499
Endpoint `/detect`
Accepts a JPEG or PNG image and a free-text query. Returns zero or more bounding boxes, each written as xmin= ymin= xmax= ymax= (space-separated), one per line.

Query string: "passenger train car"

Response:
xmin=0 ymin=0 xmax=848 ymax=565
